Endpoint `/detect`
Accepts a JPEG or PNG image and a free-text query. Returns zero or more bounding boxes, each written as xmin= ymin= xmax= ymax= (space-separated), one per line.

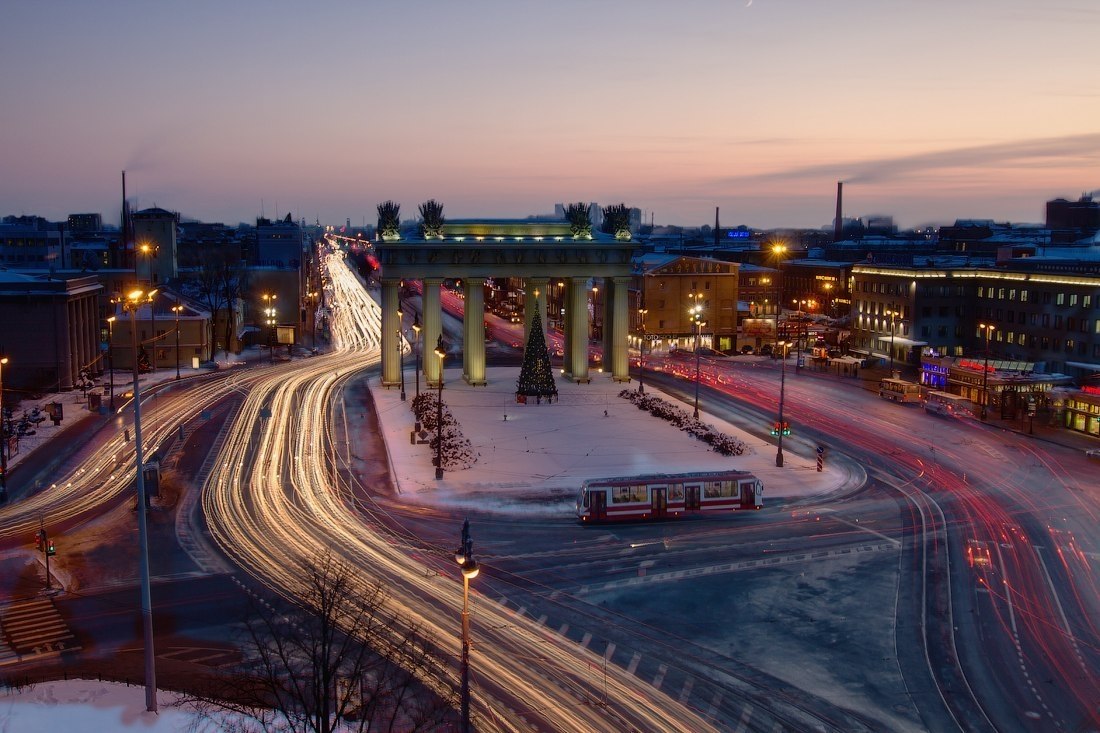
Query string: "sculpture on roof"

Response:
xmin=418 ymin=199 xmax=445 ymax=240
xmin=601 ymin=203 xmax=632 ymax=241
xmin=376 ymin=200 xmax=401 ymax=241
xmin=564 ymin=202 xmax=592 ymax=239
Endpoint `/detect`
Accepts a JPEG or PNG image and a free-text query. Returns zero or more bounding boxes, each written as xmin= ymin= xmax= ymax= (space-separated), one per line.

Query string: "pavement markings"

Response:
xmin=580 ymin=632 xmax=592 ymax=649
xmin=733 ymin=704 xmax=754 ymax=733
xmin=603 ymin=642 xmax=616 ymax=661
xmin=652 ymin=663 xmax=668 ymax=689
xmin=678 ymin=678 xmax=694 ymax=704
xmin=626 ymin=652 xmax=641 ymax=675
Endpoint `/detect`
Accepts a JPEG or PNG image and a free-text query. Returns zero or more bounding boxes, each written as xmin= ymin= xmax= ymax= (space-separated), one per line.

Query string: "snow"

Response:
xmin=0 ymin=678 xmax=206 ymax=731
xmin=365 ymin=365 xmax=844 ymax=515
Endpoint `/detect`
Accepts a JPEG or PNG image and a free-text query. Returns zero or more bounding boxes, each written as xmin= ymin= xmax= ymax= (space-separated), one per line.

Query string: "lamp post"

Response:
xmin=171 ymin=304 xmax=183 ymax=380
xmin=106 ymin=316 xmax=116 ymax=412
xmin=454 ymin=518 xmax=479 ymax=733
xmin=149 ymin=290 xmax=157 ymax=372
xmin=308 ymin=291 xmax=319 ymax=348
xmin=0 ymin=356 xmax=8 ymax=503
xmin=776 ymin=340 xmax=789 ymax=468
xmin=978 ymin=323 xmax=995 ymax=421
xmin=770 ymin=244 xmax=786 ymax=354
xmin=262 ymin=293 xmax=277 ymax=364
xmin=687 ymin=294 xmax=705 ymax=419
xmin=434 ymin=335 xmax=446 ymax=481
xmin=412 ymin=314 xmax=421 ymax=400
xmin=119 ymin=288 xmax=159 ymax=713
xmin=398 ymin=308 xmax=406 ymax=402
xmin=791 ymin=299 xmax=809 ymax=373
xmin=637 ymin=306 xmax=648 ymax=394
xmin=885 ymin=309 xmax=899 ymax=375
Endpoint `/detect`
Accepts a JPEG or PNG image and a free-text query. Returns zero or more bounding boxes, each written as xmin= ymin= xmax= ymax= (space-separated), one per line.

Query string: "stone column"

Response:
xmin=523 ymin=277 xmax=549 ymax=344
xmin=568 ymin=276 xmax=590 ymax=383
xmin=562 ymin=279 xmax=573 ymax=376
xmin=423 ymin=278 xmax=443 ymax=386
xmin=380 ymin=279 xmax=401 ymax=387
xmin=463 ymin=278 xmax=487 ymax=386
xmin=610 ymin=276 xmax=630 ymax=382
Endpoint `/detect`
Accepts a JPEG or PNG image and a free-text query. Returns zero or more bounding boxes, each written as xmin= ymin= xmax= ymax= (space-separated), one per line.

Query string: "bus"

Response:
xmin=923 ymin=390 xmax=973 ymax=418
xmin=879 ymin=377 xmax=922 ymax=403
xmin=577 ymin=470 xmax=763 ymax=523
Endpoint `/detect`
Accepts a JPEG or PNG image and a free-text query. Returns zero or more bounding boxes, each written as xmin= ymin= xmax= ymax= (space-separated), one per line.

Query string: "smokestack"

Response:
xmin=714 ymin=206 xmax=720 ymax=247
xmin=834 ymin=181 xmax=843 ymax=243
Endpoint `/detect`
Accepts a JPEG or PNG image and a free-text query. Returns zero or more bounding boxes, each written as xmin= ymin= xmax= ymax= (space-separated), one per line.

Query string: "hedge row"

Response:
xmin=618 ymin=390 xmax=747 ymax=457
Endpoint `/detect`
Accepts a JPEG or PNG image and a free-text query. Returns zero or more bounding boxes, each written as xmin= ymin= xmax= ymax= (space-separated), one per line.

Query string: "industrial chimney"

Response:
xmin=833 ymin=181 xmax=843 ymax=243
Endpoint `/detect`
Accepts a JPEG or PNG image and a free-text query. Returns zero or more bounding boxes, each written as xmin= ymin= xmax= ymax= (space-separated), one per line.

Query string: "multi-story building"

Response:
xmin=635 ymin=255 xmax=739 ymax=353
xmin=132 ymin=207 xmax=179 ymax=284
xmin=0 ymin=217 xmax=63 ymax=270
xmin=850 ymin=262 xmax=1100 ymax=380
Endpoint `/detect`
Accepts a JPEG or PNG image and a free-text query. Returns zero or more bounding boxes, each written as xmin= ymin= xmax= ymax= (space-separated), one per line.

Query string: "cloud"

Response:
xmin=714 ymin=133 xmax=1100 ymax=187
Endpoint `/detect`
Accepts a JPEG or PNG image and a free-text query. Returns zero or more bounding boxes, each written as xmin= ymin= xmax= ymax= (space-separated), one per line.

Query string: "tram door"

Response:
xmin=590 ymin=490 xmax=607 ymax=521
xmin=651 ymin=486 xmax=667 ymax=518
xmin=685 ymin=483 xmax=701 ymax=511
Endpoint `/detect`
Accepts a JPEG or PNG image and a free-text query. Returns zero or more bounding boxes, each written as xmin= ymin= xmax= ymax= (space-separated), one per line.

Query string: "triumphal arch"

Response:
xmin=375 ymin=220 xmax=636 ymax=387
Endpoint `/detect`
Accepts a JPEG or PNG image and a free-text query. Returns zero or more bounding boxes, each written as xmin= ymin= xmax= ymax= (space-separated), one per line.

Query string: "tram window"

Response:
xmin=631 ymin=485 xmax=647 ymax=502
xmin=612 ymin=487 xmax=631 ymax=504
xmin=669 ymin=485 xmax=684 ymax=500
xmin=582 ymin=489 xmax=590 ymax=508
xmin=704 ymin=481 xmax=721 ymax=498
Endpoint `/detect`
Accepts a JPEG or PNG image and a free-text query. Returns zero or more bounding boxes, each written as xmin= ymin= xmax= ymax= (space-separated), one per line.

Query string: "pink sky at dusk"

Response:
xmin=1 ymin=1 xmax=1097 ymax=230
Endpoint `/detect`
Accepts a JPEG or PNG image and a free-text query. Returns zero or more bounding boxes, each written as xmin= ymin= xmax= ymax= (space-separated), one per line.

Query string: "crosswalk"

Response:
xmin=0 ymin=596 xmax=81 ymax=664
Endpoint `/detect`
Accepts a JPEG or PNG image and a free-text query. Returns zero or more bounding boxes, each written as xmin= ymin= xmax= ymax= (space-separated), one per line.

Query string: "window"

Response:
xmin=1065 ymin=339 xmax=1075 ymax=353
xmin=1042 ymin=314 xmax=1050 ymax=327
xmin=1008 ymin=289 xmax=1016 ymax=301
xmin=978 ymin=286 xmax=985 ymax=298
xmin=997 ymin=288 xmax=1005 ymax=299
xmin=1056 ymin=293 xmax=1065 ymax=306
xmin=1070 ymin=294 xmax=1078 ymax=306
xmin=1007 ymin=311 xmax=1014 ymax=324
xmin=1084 ymin=295 xmax=1091 ymax=308
xmin=1068 ymin=317 xmax=1075 ymax=331
xmin=1021 ymin=290 xmax=1029 ymax=303
xmin=921 ymin=326 xmax=930 ymax=338
xmin=1055 ymin=315 xmax=1063 ymax=329
xmin=1007 ymin=332 xmax=1015 ymax=344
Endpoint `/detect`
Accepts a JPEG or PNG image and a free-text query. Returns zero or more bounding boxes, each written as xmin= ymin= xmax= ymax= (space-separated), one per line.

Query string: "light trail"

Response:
xmin=201 ymin=241 xmax=717 ymax=732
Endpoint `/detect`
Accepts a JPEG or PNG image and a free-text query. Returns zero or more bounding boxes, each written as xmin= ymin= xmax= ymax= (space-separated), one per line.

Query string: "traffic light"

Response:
xmin=35 ymin=530 xmax=44 ymax=551
xmin=47 ymin=538 xmax=56 ymax=556
xmin=781 ymin=422 xmax=791 ymax=436
xmin=770 ymin=421 xmax=780 ymax=436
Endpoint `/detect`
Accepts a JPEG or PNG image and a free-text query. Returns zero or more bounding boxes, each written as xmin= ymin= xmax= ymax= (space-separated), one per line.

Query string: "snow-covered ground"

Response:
xmin=362 ymin=364 xmax=846 ymax=515
xmin=0 ymin=678 xmax=206 ymax=732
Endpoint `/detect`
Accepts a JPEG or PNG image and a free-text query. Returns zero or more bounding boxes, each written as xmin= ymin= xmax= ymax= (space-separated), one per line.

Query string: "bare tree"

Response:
xmin=181 ymin=244 xmax=248 ymax=359
xmin=181 ymin=553 xmax=455 ymax=733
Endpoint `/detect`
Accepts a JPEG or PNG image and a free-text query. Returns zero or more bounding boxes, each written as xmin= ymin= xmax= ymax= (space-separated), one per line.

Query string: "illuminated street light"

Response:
xmin=398 ymin=308 xmax=406 ymax=402
xmin=262 ymin=293 xmax=277 ymax=363
xmin=171 ymin=303 xmax=183 ymax=380
xmin=454 ymin=518 xmax=479 ymax=733
xmin=637 ymin=306 xmax=648 ymax=394
xmin=434 ymin=335 xmax=446 ymax=481
xmin=117 ymin=288 xmax=159 ymax=712
xmin=687 ymin=293 xmax=706 ymax=419
xmin=978 ymin=323 xmax=996 ymax=421
xmin=106 ymin=316 xmax=116 ymax=411
xmin=885 ymin=309 xmax=900 ymax=374
xmin=776 ymin=340 xmax=789 ymax=468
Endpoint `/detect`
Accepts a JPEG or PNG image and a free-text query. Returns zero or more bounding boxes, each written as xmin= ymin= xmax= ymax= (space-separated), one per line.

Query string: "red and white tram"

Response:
xmin=576 ymin=470 xmax=763 ymax=523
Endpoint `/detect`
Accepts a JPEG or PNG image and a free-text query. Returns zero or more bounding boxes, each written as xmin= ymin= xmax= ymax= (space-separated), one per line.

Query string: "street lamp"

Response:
xmin=822 ymin=282 xmax=834 ymax=319
xmin=687 ymin=294 xmax=706 ymax=419
xmin=770 ymin=244 xmax=786 ymax=354
xmin=106 ymin=316 xmax=116 ymax=412
xmin=434 ymin=335 xmax=446 ymax=481
xmin=791 ymin=299 xmax=809 ymax=373
xmin=884 ymin=309 xmax=899 ymax=374
xmin=978 ymin=323 xmax=996 ymax=421
xmin=454 ymin=518 xmax=479 ymax=733
xmin=776 ymin=340 xmax=789 ymax=468
xmin=637 ymin=306 xmax=648 ymax=394
xmin=308 ymin=291 xmax=319 ymax=348
xmin=397 ymin=308 xmax=406 ymax=402
xmin=0 ymin=356 xmax=8 ymax=503
xmin=171 ymin=303 xmax=183 ymax=380
xmin=262 ymin=293 xmax=277 ymax=363
xmin=118 ymin=288 xmax=159 ymax=713
xmin=412 ymin=314 xmax=421 ymax=400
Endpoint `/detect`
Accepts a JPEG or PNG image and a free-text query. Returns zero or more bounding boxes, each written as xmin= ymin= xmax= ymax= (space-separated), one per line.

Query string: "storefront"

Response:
xmin=1063 ymin=386 xmax=1100 ymax=437
xmin=920 ymin=356 xmax=1070 ymax=418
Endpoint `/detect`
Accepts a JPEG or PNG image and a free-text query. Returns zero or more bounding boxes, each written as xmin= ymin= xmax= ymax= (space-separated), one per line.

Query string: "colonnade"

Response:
xmin=379 ymin=275 xmax=632 ymax=388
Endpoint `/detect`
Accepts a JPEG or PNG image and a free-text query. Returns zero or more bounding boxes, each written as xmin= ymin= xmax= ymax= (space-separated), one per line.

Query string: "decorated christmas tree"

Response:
xmin=515 ymin=314 xmax=557 ymax=404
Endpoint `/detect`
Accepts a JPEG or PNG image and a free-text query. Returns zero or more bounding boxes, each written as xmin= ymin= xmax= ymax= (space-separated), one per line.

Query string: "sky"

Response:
xmin=2 ymin=0 xmax=1098 ymax=230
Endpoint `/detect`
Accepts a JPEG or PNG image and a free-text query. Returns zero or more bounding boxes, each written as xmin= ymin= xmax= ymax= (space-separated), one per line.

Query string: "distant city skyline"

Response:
xmin=2 ymin=1 xmax=1097 ymax=230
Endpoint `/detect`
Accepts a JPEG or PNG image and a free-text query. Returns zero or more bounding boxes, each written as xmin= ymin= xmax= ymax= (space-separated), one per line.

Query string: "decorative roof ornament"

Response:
xmin=418 ymin=199 xmax=445 ymax=240
xmin=377 ymin=200 xmax=401 ymax=241
xmin=564 ymin=202 xmax=592 ymax=240
xmin=601 ymin=203 xmax=632 ymax=241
